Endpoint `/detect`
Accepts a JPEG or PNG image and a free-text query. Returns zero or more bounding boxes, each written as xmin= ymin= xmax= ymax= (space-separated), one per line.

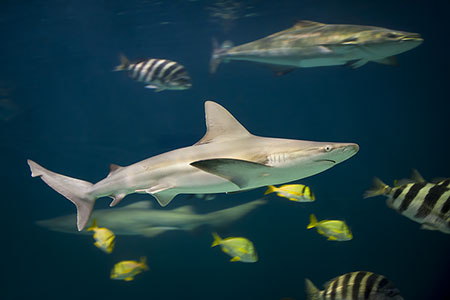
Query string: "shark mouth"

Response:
xmin=314 ymin=159 xmax=336 ymax=164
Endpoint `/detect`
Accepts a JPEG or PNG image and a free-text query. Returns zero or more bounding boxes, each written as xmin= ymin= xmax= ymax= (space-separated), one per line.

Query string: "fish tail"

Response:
xmin=363 ymin=177 xmax=391 ymax=198
xmin=305 ymin=186 xmax=315 ymax=201
xmin=305 ymin=278 xmax=320 ymax=300
xmin=27 ymin=159 xmax=96 ymax=231
xmin=307 ymin=214 xmax=318 ymax=229
xmin=86 ymin=218 xmax=98 ymax=231
xmin=264 ymin=185 xmax=276 ymax=195
xmin=140 ymin=256 xmax=149 ymax=271
xmin=209 ymin=38 xmax=226 ymax=74
xmin=211 ymin=232 xmax=222 ymax=247
xmin=113 ymin=53 xmax=130 ymax=71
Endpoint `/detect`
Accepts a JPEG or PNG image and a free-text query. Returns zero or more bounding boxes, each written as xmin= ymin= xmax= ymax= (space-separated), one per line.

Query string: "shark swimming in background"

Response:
xmin=28 ymin=100 xmax=359 ymax=231
xmin=210 ymin=20 xmax=423 ymax=74
xmin=36 ymin=199 xmax=267 ymax=238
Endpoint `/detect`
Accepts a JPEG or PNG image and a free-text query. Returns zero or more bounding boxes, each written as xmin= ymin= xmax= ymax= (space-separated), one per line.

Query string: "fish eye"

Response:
xmin=324 ymin=145 xmax=332 ymax=152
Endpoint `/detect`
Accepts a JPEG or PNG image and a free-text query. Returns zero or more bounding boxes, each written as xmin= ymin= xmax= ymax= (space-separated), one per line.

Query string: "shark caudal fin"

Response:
xmin=27 ymin=160 xmax=96 ymax=231
xmin=209 ymin=39 xmax=232 ymax=74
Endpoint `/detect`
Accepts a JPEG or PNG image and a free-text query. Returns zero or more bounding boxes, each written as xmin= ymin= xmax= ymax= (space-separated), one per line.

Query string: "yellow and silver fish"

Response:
xmin=211 ymin=232 xmax=257 ymax=263
xmin=364 ymin=170 xmax=450 ymax=234
xmin=305 ymin=271 xmax=403 ymax=300
xmin=307 ymin=214 xmax=352 ymax=241
xmin=264 ymin=184 xmax=315 ymax=202
xmin=110 ymin=257 xmax=149 ymax=281
xmin=86 ymin=219 xmax=115 ymax=254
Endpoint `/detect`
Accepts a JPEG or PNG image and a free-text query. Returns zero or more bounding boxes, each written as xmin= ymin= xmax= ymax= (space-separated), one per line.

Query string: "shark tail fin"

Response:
xmin=86 ymin=218 xmax=98 ymax=231
xmin=140 ymin=257 xmax=149 ymax=271
xmin=264 ymin=185 xmax=276 ymax=195
xmin=211 ymin=232 xmax=222 ymax=247
xmin=113 ymin=53 xmax=130 ymax=71
xmin=364 ymin=177 xmax=391 ymax=199
xmin=307 ymin=214 xmax=318 ymax=229
xmin=210 ymin=39 xmax=232 ymax=74
xmin=27 ymin=159 xmax=96 ymax=231
xmin=305 ymin=278 xmax=320 ymax=300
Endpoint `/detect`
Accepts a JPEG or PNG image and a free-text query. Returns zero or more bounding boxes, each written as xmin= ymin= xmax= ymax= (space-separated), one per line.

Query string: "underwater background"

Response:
xmin=1 ymin=0 xmax=449 ymax=299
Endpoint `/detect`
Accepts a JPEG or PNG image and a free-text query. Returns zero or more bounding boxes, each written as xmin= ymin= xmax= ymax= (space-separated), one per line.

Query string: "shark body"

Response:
xmin=210 ymin=20 xmax=423 ymax=73
xmin=28 ymin=100 xmax=359 ymax=231
xmin=36 ymin=199 xmax=266 ymax=238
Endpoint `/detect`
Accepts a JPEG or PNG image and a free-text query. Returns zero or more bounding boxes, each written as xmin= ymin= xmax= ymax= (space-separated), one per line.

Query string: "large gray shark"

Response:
xmin=36 ymin=199 xmax=267 ymax=238
xmin=28 ymin=100 xmax=359 ymax=231
xmin=210 ymin=20 xmax=423 ymax=74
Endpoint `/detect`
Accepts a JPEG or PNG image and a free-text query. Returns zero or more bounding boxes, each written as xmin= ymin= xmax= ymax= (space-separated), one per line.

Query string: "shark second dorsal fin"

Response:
xmin=195 ymin=101 xmax=251 ymax=145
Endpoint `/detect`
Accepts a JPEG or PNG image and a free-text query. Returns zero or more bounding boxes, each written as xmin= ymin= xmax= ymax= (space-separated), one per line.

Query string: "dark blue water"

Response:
xmin=1 ymin=1 xmax=449 ymax=299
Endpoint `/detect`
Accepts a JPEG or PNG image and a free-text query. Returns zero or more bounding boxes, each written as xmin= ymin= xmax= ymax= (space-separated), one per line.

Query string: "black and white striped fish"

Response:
xmin=114 ymin=55 xmax=192 ymax=92
xmin=305 ymin=271 xmax=403 ymax=300
xmin=364 ymin=170 xmax=450 ymax=234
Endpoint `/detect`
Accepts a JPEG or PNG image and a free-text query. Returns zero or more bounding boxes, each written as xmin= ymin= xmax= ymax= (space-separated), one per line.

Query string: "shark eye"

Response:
xmin=324 ymin=145 xmax=332 ymax=152
xmin=386 ymin=33 xmax=400 ymax=39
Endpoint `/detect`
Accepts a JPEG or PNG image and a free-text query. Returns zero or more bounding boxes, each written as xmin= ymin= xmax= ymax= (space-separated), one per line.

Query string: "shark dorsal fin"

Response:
xmin=294 ymin=20 xmax=324 ymax=29
xmin=172 ymin=205 xmax=195 ymax=214
xmin=195 ymin=101 xmax=251 ymax=145
xmin=123 ymin=201 xmax=153 ymax=209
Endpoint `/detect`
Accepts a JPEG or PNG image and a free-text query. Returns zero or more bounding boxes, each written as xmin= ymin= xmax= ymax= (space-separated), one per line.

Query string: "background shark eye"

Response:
xmin=386 ymin=33 xmax=400 ymax=39
xmin=324 ymin=145 xmax=332 ymax=152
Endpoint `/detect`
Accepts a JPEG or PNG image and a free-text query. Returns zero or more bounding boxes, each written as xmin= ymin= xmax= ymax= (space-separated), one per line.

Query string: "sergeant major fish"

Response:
xmin=211 ymin=232 xmax=257 ymax=263
xmin=264 ymin=184 xmax=315 ymax=202
xmin=307 ymin=214 xmax=352 ymax=241
xmin=305 ymin=271 xmax=403 ymax=300
xmin=110 ymin=257 xmax=149 ymax=281
xmin=364 ymin=170 xmax=450 ymax=234
xmin=114 ymin=54 xmax=192 ymax=92
xmin=86 ymin=218 xmax=115 ymax=253
xmin=27 ymin=100 xmax=358 ymax=231
xmin=210 ymin=20 xmax=423 ymax=74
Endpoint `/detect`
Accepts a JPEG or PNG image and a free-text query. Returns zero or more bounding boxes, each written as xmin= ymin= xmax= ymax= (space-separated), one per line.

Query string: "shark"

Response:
xmin=210 ymin=20 xmax=423 ymax=74
xmin=28 ymin=100 xmax=359 ymax=231
xmin=36 ymin=199 xmax=267 ymax=238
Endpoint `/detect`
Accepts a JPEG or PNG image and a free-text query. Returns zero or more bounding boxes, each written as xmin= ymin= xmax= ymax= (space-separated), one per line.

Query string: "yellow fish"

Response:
xmin=86 ymin=219 xmax=115 ymax=254
xmin=307 ymin=214 xmax=352 ymax=241
xmin=110 ymin=257 xmax=149 ymax=281
xmin=211 ymin=232 xmax=258 ymax=263
xmin=264 ymin=184 xmax=315 ymax=202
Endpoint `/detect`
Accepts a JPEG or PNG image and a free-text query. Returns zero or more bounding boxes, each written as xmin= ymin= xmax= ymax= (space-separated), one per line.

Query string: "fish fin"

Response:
xmin=155 ymin=87 xmax=165 ymax=92
xmin=122 ymin=201 xmax=153 ymax=210
xmin=172 ymin=205 xmax=195 ymax=214
xmin=327 ymin=236 xmax=338 ymax=241
xmin=230 ymin=256 xmax=241 ymax=262
xmin=94 ymin=241 xmax=101 ymax=248
xmin=373 ymin=56 xmax=398 ymax=66
xmin=305 ymin=278 xmax=320 ymax=300
xmin=363 ymin=177 xmax=391 ymax=198
xmin=136 ymin=184 xmax=176 ymax=207
xmin=264 ymin=185 xmax=276 ymax=195
xmin=294 ymin=20 xmax=324 ymax=29
xmin=195 ymin=101 xmax=251 ymax=145
xmin=190 ymin=158 xmax=272 ymax=189
xmin=307 ymin=214 xmax=318 ymax=229
xmin=27 ymin=159 xmax=96 ymax=231
xmin=86 ymin=219 xmax=98 ymax=231
xmin=410 ymin=169 xmax=425 ymax=183
xmin=145 ymin=84 xmax=158 ymax=89
xmin=421 ymin=223 xmax=438 ymax=231
xmin=346 ymin=59 xmax=368 ymax=69
xmin=113 ymin=53 xmax=130 ymax=71
xmin=211 ymin=232 xmax=222 ymax=247
xmin=152 ymin=191 xmax=177 ymax=207
xmin=140 ymin=257 xmax=149 ymax=271
xmin=124 ymin=277 xmax=134 ymax=281
xmin=289 ymin=198 xmax=299 ymax=201
xmin=109 ymin=193 xmax=127 ymax=207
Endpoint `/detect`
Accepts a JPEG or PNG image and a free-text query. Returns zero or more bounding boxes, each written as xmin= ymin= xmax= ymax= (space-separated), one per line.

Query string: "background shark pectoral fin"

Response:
xmin=190 ymin=158 xmax=272 ymax=189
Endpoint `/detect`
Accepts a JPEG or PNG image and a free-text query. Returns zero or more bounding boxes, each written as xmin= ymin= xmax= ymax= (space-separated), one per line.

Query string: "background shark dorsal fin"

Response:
xmin=172 ymin=205 xmax=195 ymax=214
xmin=294 ymin=20 xmax=324 ymax=29
xmin=123 ymin=201 xmax=153 ymax=209
xmin=195 ymin=101 xmax=251 ymax=145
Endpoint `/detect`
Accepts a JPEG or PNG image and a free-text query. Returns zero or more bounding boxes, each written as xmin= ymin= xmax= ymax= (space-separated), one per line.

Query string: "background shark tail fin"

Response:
xmin=27 ymin=159 xmax=96 ymax=231
xmin=209 ymin=38 xmax=229 ymax=74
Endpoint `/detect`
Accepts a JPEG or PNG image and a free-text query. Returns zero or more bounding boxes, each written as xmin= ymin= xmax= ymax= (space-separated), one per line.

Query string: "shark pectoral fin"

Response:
xmin=346 ymin=59 xmax=368 ymax=69
xmin=190 ymin=158 xmax=272 ymax=189
xmin=109 ymin=193 xmax=127 ymax=207
xmin=373 ymin=56 xmax=398 ymax=66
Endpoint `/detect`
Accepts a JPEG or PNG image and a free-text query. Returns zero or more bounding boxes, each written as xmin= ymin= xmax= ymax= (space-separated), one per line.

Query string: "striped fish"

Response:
xmin=114 ymin=54 xmax=191 ymax=92
xmin=305 ymin=271 xmax=403 ymax=300
xmin=364 ymin=170 xmax=450 ymax=234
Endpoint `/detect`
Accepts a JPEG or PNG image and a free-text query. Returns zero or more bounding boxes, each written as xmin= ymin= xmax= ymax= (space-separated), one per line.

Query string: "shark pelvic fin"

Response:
xmin=153 ymin=191 xmax=177 ymax=207
xmin=190 ymin=158 xmax=272 ymax=188
xmin=195 ymin=101 xmax=251 ymax=145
